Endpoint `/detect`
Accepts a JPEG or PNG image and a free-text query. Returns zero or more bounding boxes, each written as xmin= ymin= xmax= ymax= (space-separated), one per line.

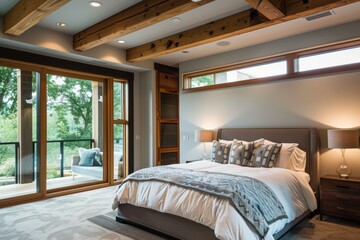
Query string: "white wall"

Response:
xmin=179 ymin=20 xmax=360 ymax=177
xmin=138 ymin=70 xmax=157 ymax=169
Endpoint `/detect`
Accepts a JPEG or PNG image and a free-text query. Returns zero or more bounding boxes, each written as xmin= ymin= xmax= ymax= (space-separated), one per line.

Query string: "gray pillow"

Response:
xmin=229 ymin=141 xmax=254 ymax=166
xmin=78 ymin=148 xmax=101 ymax=166
xmin=247 ymin=143 xmax=282 ymax=168
xmin=211 ymin=140 xmax=231 ymax=164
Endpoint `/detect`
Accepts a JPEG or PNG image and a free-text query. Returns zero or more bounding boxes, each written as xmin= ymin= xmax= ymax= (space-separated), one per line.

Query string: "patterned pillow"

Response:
xmin=229 ymin=141 xmax=254 ymax=166
xmin=247 ymin=143 xmax=282 ymax=168
xmin=211 ymin=140 xmax=231 ymax=164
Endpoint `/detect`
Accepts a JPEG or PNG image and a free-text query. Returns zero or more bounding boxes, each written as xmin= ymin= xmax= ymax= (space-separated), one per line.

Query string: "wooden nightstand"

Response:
xmin=320 ymin=175 xmax=360 ymax=221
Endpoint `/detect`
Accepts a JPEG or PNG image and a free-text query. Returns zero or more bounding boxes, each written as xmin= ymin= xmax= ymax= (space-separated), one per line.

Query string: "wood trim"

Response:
xmin=39 ymin=68 xmax=47 ymax=197
xmin=73 ymin=0 xmax=214 ymax=51
xmin=127 ymin=0 xmax=360 ymax=62
xmin=45 ymin=183 xmax=111 ymax=198
xmin=154 ymin=62 xmax=179 ymax=74
xmin=0 ymin=47 xmax=134 ymax=81
xmin=3 ymin=0 xmax=70 ymax=36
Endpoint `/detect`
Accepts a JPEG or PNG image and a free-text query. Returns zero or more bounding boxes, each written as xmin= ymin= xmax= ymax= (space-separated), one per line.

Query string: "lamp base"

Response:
xmin=336 ymin=164 xmax=351 ymax=179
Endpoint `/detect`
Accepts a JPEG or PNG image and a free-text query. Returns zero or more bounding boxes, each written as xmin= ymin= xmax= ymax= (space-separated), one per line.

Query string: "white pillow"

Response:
xmin=287 ymin=147 xmax=307 ymax=172
xmin=264 ymin=140 xmax=298 ymax=168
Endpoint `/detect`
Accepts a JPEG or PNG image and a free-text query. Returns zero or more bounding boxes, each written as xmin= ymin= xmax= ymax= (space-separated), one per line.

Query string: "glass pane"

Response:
xmin=113 ymin=81 xmax=123 ymax=120
xmin=190 ymin=74 xmax=214 ymax=88
xmin=298 ymin=46 xmax=360 ymax=72
xmin=0 ymin=66 xmax=39 ymax=199
xmin=160 ymin=152 xmax=178 ymax=165
xmin=215 ymin=61 xmax=287 ymax=83
xmin=114 ymin=124 xmax=124 ymax=180
xmin=160 ymin=123 xmax=178 ymax=148
xmin=46 ymin=74 xmax=104 ymax=189
xmin=160 ymin=92 xmax=178 ymax=119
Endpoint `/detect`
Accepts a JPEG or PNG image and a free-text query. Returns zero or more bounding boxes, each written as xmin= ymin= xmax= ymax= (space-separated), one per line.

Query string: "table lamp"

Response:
xmin=199 ymin=130 xmax=213 ymax=160
xmin=327 ymin=129 xmax=359 ymax=178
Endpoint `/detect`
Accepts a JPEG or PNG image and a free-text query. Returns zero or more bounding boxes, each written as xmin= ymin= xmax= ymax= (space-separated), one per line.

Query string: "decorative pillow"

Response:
xmin=78 ymin=148 xmax=101 ymax=166
xmin=211 ymin=140 xmax=231 ymax=164
xmin=247 ymin=143 xmax=282 ymax=168
xmin=264 ymin=140 xmax=298 ymax=169
xmin=219 ymin=139 xmax=234 ymax=144
xmin=287 ymin=147 xmax=307 ymax=172
xmin=229 ymin=141 xmax=254 ymax=166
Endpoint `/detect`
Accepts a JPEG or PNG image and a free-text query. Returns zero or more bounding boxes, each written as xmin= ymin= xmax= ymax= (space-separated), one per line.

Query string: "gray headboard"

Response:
xmin=217 ymin=128 xmax=319 ymax=194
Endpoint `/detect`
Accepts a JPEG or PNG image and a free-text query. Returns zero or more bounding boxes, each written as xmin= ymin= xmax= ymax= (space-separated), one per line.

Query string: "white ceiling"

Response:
xmin=1 ymin=0 xmax=360 ymax=67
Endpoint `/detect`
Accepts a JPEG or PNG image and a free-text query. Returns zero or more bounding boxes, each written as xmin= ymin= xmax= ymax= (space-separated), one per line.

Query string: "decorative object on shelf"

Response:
xmin=199 ymin=130 xmax=213 ymax=160
xmin=327 ymin=129 xmax=359 ymax=178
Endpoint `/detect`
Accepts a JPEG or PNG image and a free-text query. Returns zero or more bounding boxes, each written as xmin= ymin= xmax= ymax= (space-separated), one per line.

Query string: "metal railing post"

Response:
xmin=60 ymin=141 xmax=64 ymax=177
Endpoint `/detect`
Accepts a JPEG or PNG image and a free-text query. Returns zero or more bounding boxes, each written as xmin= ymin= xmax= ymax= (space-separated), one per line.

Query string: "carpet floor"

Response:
xmin=1 ymin=185 xmax=359 ymax=240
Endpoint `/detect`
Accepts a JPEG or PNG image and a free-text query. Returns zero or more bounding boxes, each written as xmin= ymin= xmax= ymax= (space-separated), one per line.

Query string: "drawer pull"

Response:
xmin=336 ymin=206 xmax=347 ymax=211
xmin=336 ymin=185 xmax=350 ymax=189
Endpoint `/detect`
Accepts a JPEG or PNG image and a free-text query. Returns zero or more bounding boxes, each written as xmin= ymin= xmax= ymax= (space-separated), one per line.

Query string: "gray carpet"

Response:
xmin=1 ymin=185 xmax=359 ymax=240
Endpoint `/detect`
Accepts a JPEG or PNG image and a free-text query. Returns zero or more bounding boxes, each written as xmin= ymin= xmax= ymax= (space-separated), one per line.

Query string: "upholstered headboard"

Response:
xmin=217 ymin=128 xmax=319 ymax=195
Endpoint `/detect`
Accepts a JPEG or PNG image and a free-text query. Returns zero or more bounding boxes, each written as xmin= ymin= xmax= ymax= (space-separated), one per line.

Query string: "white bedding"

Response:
xmin=112 ymin=160 xmax=317 ymax=240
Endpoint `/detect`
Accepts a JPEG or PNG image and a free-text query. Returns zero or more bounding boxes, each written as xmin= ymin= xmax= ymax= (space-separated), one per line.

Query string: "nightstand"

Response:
xmin=320 ymin=175 xmax=360 ymax=221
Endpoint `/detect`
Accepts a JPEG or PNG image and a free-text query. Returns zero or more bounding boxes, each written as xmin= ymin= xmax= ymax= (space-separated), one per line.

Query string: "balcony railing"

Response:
xmin=0 ymin=139 xmax=94 ymax=183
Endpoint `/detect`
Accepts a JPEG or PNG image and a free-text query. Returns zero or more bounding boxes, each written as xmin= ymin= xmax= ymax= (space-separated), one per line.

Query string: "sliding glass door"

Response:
xmin=0 ymin=65 xmax=40 ymax=199
xmin=46 ymin=72 xmax=105 ymax=190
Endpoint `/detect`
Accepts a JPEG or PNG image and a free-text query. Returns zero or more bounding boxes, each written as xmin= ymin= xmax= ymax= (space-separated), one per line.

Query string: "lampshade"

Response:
xmin=199 ymin=130 xmax=213 ymax=142
xmin=328 ymin=129 xmax=359 ymax=149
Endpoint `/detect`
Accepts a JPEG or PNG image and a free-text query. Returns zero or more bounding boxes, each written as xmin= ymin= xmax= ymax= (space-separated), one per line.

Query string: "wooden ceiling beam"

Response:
xmin=73 ymin=0 xmax=214 ymax=51
xmin=245 ymin=0 xmax=285 ymax=20
xmin=3 ymin=0 xmax=70 ymax=36
xmin=126 ymin=0 xmax=360 ymax=62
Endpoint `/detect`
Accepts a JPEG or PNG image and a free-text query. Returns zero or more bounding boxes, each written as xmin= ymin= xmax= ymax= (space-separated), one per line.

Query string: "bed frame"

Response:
xmin=116 ymin=128 xmax=319 ymax=240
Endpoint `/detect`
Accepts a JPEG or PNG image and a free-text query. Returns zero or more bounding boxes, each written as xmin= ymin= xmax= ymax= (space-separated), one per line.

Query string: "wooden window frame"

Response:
xmin=0 ymin=48 xmax=133 ymax=207
xmin=182 ymin=39 xmax=360 ymax=93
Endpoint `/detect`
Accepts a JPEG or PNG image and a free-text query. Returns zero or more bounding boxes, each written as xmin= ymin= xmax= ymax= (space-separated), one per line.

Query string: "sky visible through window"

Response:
xmin=299 ymin=46 xmax=360 ymax=71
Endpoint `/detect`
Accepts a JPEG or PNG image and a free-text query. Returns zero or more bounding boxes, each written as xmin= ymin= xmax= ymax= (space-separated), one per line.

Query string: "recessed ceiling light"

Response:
xmin=182 ymin=50 xmax=189 ymax=54
xmin=117 ymin=40 xmax=126 ymax=44
xmin=170 ymin=18 xmax=181 ymax=23
xmin=191 ymin=0 xmax=202 ymax=2
xmin=89 ymin=1 xmax=102 ymax=7
xmin=216 ymin=41 xmax=230 ymax=46
xmin=56 ymin=22 xmax=66 ymax=27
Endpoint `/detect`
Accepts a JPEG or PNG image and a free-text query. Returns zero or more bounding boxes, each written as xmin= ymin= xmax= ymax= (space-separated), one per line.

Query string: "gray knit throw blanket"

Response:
xmin=121 ymin=166 xmax=288 ymax=237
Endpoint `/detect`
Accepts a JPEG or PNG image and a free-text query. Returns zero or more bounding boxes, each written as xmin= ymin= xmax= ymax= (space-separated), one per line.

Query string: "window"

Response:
xmin=298 ymin=46 xmax=360 ymax=72
xmin=113 ymin=80 xmax=128 ymax=181
xmin=185 ymin=60 xmax=287 ymax=90
xmin=183 ymin=40 xmax=360 ymax=92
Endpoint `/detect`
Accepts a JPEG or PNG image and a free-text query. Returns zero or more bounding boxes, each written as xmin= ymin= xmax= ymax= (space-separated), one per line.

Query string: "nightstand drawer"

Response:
xmin=322 ymin=179 xmax=360 ymax=192
xmin=322 ymin=191 xmax=360 ymax=204
xmin=322 ymin=202 xmax=360 ymax=221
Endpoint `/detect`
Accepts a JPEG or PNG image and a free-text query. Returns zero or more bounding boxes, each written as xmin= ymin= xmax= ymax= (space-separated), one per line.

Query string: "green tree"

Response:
xmin=0 ymin=66 xmax=17 ymax=116
xmin=47 ymin=75 xmax=93 ymax=140
xmin=191 ymin=74 xmax=214 ymax=88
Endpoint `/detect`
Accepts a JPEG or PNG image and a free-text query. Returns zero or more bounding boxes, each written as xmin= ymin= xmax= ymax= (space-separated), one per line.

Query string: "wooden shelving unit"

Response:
xmin=155 ymin=63 xmax=179 ymax=166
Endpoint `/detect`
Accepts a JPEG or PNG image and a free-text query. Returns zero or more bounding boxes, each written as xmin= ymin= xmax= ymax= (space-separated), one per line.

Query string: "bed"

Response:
xmin=112 ymin=128 xmax=319 ymax=240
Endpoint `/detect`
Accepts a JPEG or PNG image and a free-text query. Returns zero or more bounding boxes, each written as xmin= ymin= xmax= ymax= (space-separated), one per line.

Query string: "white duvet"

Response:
xmin=112 ymin=161 xmax=317 ymax=240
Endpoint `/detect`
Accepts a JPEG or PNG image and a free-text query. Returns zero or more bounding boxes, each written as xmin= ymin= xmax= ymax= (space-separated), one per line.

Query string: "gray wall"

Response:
xmin=138 ymin=70 xmax=157 ymax=170
xmin=179 ymin=20 xmax=360 ymax=177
